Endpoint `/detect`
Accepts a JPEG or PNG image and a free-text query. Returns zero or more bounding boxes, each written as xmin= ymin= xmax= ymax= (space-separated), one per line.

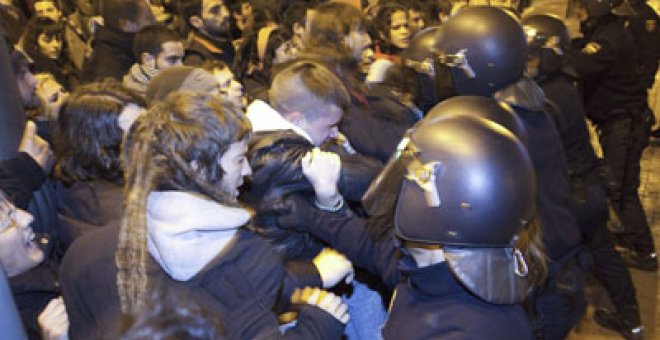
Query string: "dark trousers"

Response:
xmin=574 ymin=182 xmax=640 ymax=322
xmin=597 ymin=109 xmax=654 ymax=254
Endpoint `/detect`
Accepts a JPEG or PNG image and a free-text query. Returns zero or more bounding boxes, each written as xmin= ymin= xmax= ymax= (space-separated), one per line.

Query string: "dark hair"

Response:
xmin=21 ymin=17 xmax=63 ymax=61
xmin=117 ymin=91 xmax=251 ymax=313
xmin=234 ymin=26 xmax=287 ymax=80
xmin=54 ymin=80 xmax=145 ymax=184
xmin=304 ymin=1 xmax=367 ymax=55
xmin=177 ymin=0 xmax=202 ymax=34
xmin=101 ymin=0 xmax=148 ymax=32
xmin=372 ymin=4 xmax=408 ymax=54
xmin=132 ymin=24 xmax=182 ymax=60
xmin=281 ymin=1 xmax=308 ymax=37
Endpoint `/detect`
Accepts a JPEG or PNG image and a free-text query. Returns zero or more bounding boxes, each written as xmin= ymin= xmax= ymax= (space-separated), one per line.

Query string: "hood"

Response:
xmin=146 ymin=191 xmax=252 ymax=281
xmin=245 ymin=100 xmax=313 ymax=143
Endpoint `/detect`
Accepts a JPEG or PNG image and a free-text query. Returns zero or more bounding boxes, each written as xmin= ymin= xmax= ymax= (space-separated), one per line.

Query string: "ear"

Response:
xmin=293 ymin=22 xmax=305 ymax=37
xmin=119 ymin=18 xmax=138 ymax=33
xmin=283 ymin=111 xmax=303 ymax=126
xmin=189 ymin=15 xmax=203 ymax=30
xmin=141 ymin=52 xmax=155 ymax=67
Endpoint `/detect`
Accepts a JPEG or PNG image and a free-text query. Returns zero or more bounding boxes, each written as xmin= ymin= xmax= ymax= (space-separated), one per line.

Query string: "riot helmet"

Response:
xmin=434 ymin=6 xmax=527 ymax=96
xmin=578 ymin=0 xmax=636 ymax=20
xmin=391 ymin=111 xmax=536 ymax=304
xmin=522 ymin=14 xmax=570 ymax=77
xmin=425 ymin=96 xmax=528 ymax=144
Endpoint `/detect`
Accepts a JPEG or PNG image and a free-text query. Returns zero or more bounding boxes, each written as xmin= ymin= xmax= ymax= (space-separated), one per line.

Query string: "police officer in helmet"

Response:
xmin=524 ymin=13 xmax=644 ymax=339
xmin=275 ymin=101 xmax=546 ymax=338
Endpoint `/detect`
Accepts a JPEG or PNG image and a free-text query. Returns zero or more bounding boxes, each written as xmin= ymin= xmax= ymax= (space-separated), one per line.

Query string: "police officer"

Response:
xmin=523 ymin=14 xmax=644 ymax=339
xmin=568 ymin=0 xmax=657 ymax=271
xmin=276 ymin=107 xmax=542 ymax=339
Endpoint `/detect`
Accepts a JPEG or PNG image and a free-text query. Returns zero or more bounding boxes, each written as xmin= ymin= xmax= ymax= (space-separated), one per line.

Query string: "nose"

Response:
xmin=242 ymin=161 xmax=252 ymax=177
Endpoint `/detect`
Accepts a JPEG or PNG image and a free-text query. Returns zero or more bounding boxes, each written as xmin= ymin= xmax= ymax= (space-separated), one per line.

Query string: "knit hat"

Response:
xmin=145 ymin=66 xmax=220 ymax=104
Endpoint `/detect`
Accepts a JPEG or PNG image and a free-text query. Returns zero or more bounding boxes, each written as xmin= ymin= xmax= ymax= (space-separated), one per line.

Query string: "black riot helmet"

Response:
xmin=434 ymin=6 xmax=527 ymax=96
xmin=425 ymin=96 xmax=528 ymax=144
xmin=522 ymin=14 xmax=570 ymax=77
xmin=579 ymin=0 xmax=636 ymax=19
xmin=401 ymin=26 xmax=455 ymax=113
xmin=394 ymin=115 xmax=536 ymax=246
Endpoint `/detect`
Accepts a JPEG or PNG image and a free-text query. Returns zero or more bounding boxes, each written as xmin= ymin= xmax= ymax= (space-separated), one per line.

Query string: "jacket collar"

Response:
xmin=398 ymin=255 xmax=464 ymax=297
xmin=245 ymin=100 xmax=313 ymax=143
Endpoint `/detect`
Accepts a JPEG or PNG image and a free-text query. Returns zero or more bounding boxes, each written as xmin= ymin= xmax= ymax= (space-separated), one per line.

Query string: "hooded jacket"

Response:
xmin=60 ymin=191 xmax=342 ymax=339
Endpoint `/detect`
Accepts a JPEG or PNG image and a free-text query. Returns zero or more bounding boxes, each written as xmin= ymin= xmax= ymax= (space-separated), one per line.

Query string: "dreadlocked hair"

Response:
xmin=514 ymin=216 xmax=547 ymax=295
xmin=116 ymin=91 xmax=251 ymax=314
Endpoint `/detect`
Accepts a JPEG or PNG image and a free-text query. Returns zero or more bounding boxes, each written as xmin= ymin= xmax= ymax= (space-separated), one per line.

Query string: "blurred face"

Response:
xmin=17 ymin=66 xmax=40 ymax=109
xmin=575 ymin=1 xmax=589 ymax=21
xmin=408 ymin=10 xmax=425 ymax=36
xmin=389 ymin=10 xmax=410 ymax=49
xmin=233 ymin=2 xmax=253 ymax=32
xmin=201 ymin=0 xmax=231 ymax=36
xmin=37 ymin=33 xmax=62 ymax=59
xmin=36 ymin=74 xmax=68 ymax=120
xmin=34 ymin=1 xmax=62 ymax=21
xmin=0 ymin=198 xmax=44 ymax=277
xmin=360 ymin=46 xmax=375 ymax=75
xmin=299 ymin=104 xmax=343 ymax=146
xmin=219 ymin=138 xmax=252 ymax=200
xmin=212 ymin=67 xmax=244 ymax=109
xmin=155 ymin=41 xmax=184 ymax=70
xmin=344 ymin=26 xmax=372 ymax=61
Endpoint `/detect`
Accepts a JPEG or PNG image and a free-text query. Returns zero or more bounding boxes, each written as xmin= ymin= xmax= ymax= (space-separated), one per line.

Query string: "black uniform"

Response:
xmin=569 ymin=14 xmax=656 ymax=261
xmin=627 ymin=0 xmax=660 ymax=89
xmin=540 ymin=72 xmax=640 ymax=326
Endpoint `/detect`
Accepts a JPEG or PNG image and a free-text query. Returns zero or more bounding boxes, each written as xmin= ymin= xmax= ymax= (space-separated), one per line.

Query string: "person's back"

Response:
xmin=82 ymin=0 xmax=154 ymax=82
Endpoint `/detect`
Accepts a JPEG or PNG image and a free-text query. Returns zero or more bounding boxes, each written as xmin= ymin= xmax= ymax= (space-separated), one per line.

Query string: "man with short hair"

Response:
xmin=33 ymin=0 xmax=62 ymax=22
xmin=82 ymin=0 xmax=155 ymax=82
xmin=179 ymin=0 xmax=235 ymax=66
xmin=123 ymin=24 xmax=185 ymax=97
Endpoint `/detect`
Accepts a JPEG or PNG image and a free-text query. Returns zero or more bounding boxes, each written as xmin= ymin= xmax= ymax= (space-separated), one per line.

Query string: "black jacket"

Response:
xmin=183 ymin=31 xmax=235 ymax=67
xmin=242 ymin=130 xmax=381 ymax=259
xmin=569 ymin=15 xmax=648 ymax=122
xmin=82 ymin=27 xmax=135 ymax=82
xmin=55 ymin=179 xmax=123 ymax=256
xmin=60 ymin=225 xmax=343 ymax=339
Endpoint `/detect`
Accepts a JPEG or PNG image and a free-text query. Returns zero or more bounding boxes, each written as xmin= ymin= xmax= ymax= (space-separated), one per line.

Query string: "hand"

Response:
xmin=291 ymin=287 xmax=350 ymax=324
xmin=313 ymin=248 xmax=354 ymax=288
xmin=38 ymin=297 xmax=69 ymax=340
xmin=302 ymin=148 xmax=341 ymax=207
xmin=18 ymin=121 xmax=53 ymax=173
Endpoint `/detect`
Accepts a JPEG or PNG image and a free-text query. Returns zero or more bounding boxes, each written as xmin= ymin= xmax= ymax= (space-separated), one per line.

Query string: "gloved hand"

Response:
xmin=313 ymin=248 xmax=354 ymax=288
xmin=291 ymin=287 xmax=350 ymax=324
xmin=37 ymin=296 xmax=69 ymax=340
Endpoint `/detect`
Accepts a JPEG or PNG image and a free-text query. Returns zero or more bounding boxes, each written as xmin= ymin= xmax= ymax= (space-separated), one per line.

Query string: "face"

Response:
xmin=219 ymin=139 xmax=252 ymax=200
xmin=201 ymin=0 xmax=231 ymax=36
xmin=17 ymin=66 xmax=40 ymax=109
xmin=233 ymin=2 xmax=253 ymax=32
xmin=389 ymin=10 xmax=410 ymax=50
xmin=408 ymin=10 xmax=425 ymax=36
xmin=526 ymin=55 xmax=540 ymax=78
xmin=155 ymin=41 xmax=184 ymax=70
xmin=37 ymin=33 xmax=62 ymax=59
xmin=344 ymin=27 xmax=372 ymax=61
xmin=34 ymin=1 xmax=62 ymax=21
xmin=212 ymin=67 xmax=244 ymax=109
xmin=36 ymin=74 xmax=68 ymax=120
xmin=0 ymin=198 xmax=44 ymax=277
xmin=575 ymin=2 xmax=589 ymax=22
xmin=360 ymin=46 xmax=375 ymax=75
xmin=299 ymin=104 xmax=343 ymax=146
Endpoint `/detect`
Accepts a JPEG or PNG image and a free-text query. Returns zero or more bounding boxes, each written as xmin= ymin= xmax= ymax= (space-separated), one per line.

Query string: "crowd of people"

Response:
xmin=0 ymin=0 xmax=658 ymax=339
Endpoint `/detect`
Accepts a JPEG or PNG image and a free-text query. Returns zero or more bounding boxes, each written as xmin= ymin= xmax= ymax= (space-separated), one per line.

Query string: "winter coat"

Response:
xmin=82 ymin=27 xmax=135 ymax=82
xmin=60 ymin=224 xmax=343 ymax=339
xmin=55 ymin=179 xmax=123 ymax=256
